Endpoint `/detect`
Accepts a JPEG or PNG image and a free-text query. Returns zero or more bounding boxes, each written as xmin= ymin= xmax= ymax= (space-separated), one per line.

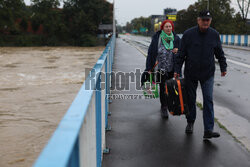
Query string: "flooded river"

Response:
xmin=0 ymin=47 xmax=104 ymax=167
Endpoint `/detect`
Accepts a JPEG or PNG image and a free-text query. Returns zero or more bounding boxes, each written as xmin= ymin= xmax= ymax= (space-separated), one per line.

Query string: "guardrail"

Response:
xmin=220 ymin=34 xmax=250 ymax=46
xmin=34 ymin=35 xmax=115 ymax=167
xmin=177 ymin=34 xmax=250 ymax=47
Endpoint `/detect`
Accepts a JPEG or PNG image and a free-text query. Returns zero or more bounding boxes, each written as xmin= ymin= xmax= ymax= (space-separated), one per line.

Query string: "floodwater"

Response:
xmin=0 ymin=47 xmax=104 ymax=167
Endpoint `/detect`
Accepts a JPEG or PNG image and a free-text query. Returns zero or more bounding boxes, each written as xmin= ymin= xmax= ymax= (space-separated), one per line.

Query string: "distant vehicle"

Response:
xmin=154 ymin=22 xmax=162 ymax=32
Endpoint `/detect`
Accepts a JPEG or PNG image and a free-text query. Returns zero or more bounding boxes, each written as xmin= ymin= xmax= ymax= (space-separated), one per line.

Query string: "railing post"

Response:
xmin=225 ymin=35 xmax=228 ymax=45
xmin=106 ymin=46 xmax=112 ymax=131
xmin=68 ymin=138 xmax=80 ymax=167
xmin=231 ymin=35 xmax=235 ymax=45
xmin=105 ymin=52 xmax=109 ymax=129
xmin=244 ymin=35 xmax=248 ymax=47
xmin=109 ymin=46 xmax=112 ymax=87
xmin=33 ymin=35 xmax=115 ymax=167
xmin=96 ymin=73 xmax=102 ymax=167
xmin=238 ymin=35 xmax=241 ymax=46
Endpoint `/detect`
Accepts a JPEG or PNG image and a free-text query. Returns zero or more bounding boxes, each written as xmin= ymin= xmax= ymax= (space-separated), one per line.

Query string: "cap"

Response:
xmin=198 ymin=10 xmax=212 ymax=19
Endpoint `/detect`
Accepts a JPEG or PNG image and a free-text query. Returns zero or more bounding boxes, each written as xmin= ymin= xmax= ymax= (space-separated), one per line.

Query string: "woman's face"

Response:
xmin=163 ymin=22 xmax=172 ymax=35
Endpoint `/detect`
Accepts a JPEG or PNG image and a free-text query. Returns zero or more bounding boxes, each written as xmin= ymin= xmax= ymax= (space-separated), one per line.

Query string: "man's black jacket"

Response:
xmin=174 ymin=26 xmax=227 ymax=81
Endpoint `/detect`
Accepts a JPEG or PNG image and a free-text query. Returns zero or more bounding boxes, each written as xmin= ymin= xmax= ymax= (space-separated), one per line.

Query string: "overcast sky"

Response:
xmin=24 ymin=0 xmax=241 ymax=26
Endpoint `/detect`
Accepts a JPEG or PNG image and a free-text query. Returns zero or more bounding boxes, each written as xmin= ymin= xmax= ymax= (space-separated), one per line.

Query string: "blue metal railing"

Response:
xmin=34 ymin=35 xmax=115 ymax=167
xmin=220 ymin=34 xmax=250 ymax=46
xmin=184 ymin=34 xmax=250 ymax=47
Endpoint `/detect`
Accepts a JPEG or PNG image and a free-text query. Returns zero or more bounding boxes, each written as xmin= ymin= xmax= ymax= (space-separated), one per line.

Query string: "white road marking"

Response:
xmin=121 ymin=35 xmax=250 ymax=150
xmin=123 ymin=36 xmax=250 ymax=70
xmin=227 ymin=59 xmax=250 ymax=69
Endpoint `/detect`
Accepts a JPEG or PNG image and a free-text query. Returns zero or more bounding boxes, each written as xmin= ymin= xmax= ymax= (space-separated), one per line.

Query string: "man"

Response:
xmin=174 ymin=11 xmax=227 ymax=139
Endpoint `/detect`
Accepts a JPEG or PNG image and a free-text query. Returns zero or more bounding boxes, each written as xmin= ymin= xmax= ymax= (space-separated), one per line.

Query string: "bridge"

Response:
xmin=34 ymin=35 xmax=250 ymax=167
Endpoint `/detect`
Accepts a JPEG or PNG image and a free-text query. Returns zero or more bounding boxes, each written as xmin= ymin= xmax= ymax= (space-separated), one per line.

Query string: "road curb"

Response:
xmin=196 ymin=91 xmax=250 ymax=152
xmin=222 ymin=45 xmax=250 ymax=51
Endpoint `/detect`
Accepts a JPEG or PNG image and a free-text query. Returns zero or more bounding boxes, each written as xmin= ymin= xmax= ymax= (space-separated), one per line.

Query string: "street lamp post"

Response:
xmin=113 ymin=0 xmax=116 ymax=37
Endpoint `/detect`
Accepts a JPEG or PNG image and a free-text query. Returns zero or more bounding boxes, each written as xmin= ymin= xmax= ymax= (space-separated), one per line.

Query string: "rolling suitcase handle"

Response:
xmin=176 ymin=79 xmax=185 ymax=114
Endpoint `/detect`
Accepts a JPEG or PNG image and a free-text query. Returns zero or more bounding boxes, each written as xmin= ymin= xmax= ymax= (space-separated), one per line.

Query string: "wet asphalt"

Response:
xmin=121 ymin=35 xmax=250 ymax=123
xmin=102 ymin=38 xmax=250 ymax=167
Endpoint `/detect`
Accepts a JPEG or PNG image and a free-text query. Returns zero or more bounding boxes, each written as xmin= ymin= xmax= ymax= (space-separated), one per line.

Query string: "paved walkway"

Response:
xmin=222 ymin=44 xmax=250 ymax=51
xmin=102 ymin=38 xmax=250 ymax=167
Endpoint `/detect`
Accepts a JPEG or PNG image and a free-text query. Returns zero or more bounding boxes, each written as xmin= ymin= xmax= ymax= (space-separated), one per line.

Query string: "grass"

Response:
xmin=196 ymin=102 xmax=203 ymax=110
xmin=196 ymin=101 xmax=249 ymax=152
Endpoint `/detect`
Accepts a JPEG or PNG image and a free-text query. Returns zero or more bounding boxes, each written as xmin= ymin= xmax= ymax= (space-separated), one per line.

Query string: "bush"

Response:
xmin=20 ymin=19 xmax=28 ymax=31
xmin=0 ymin=33 xmax=104 ymax=46
xmin=45 ymin=35 xmax=59 ymax=46
xmin=79 ymin=34 xmax=97 ymax=46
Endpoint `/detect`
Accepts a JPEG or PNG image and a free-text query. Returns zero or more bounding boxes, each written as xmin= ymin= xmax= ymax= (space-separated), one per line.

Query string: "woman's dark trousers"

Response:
xmin=159 ymin=71 xmax=174 ymax=109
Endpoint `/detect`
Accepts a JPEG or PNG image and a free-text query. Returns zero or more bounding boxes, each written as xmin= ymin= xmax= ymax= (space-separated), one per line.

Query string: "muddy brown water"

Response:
xmin=0 ymin=47 xmax=104 ymax=167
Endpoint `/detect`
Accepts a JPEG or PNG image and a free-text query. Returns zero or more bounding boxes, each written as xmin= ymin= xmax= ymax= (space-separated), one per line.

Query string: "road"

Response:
xmin=120 ymin=34 xmax=250 ymax=150
xmin=102 ymin=37 xmax=250 ymax=167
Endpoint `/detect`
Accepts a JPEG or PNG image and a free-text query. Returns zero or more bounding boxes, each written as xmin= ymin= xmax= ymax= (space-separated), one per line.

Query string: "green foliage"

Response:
xmin=0 ymin=0 xmax=26 ymax=34
xmin=0 ymin=0 xmax=113 ymax=46
xmin=78 ymin=34 xmax=98 ymax=46
xmin=124 ymin=22 xmax=133 ymax=33
xmin=20 ymin=18 xmax=28 ymax=31
xmin=31 ymin=17 xmax=41 ymax=32
xmin=124 ymin=16 xmax=151 ymax=35
xmin=0 ymin=34 xmax=45 ymax=46
xmin=63 ymin=0 xmax=112 ymax=45
xmin=175 ymin=0 xmax=249 ymax=34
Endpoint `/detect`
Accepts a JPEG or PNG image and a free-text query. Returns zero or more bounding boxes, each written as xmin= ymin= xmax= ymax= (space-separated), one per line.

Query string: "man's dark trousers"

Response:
xmin=185 ymin=76 xmax=214 ymax=131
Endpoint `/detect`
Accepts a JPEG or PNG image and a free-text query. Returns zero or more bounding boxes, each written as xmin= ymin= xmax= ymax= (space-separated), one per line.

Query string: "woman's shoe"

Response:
xmin=161 ymin=107 xmax=169 ymax=119
xmin=185 ymin=123 xmax=194 ymax=134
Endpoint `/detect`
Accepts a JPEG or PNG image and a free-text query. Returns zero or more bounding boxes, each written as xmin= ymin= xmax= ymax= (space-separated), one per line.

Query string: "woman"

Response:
xmin=145 ymin=20 xmax=181 ymax=119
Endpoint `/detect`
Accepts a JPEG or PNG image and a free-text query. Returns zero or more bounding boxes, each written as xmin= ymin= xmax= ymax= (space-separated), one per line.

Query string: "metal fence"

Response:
xmin=177 ymin=34 xmax=250 ymax=47
xmin=220 ymin=34 xmax=249 ymax=46
xmin=34 ymin=35 xmax=115 ymax=167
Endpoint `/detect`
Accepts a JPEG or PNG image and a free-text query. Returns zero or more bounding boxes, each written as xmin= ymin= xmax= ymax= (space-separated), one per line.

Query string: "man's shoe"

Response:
xmin=161 ymin=107 xmax=169 ymax=119
xmin=185 ymin=123 xmax=193 ymax=134
xmin=203 ymin=131 xmax=220 ymax=139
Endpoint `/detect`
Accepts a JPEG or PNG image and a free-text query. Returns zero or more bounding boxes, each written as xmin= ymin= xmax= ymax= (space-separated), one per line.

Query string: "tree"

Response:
xmin=63 ymin=0 xmax=113 ymax=46
xmin=124 ymin=22 xmax=133 ymax=33
xmin=0 ymin=0 xmax=114 ymax=46
xmin=20 ymin=18 xmax=28 ymax=31
xmin=124 ymin=16 xmax=151 ymax=34
xmin=0 ymin=0 xmax=26 ymax=34
xmin=175 ymin=0 xmax=237 ymax=34
xmin=232 ymin=12 xmax=247 ymax=34
xmin=30 ymin=0 xmax=61 ymax=33
xmin=116 ymin=25 xmax=123 ymax=33
xmin=175 ymin=4 xmax=199 ymax=33
xmin=236 ymin=0 xmax=250 ymax=20
xmin=30 ymin=0 xmax=66 ymax=45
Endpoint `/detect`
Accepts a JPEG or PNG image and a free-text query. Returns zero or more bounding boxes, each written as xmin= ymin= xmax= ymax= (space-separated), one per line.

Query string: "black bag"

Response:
xmin=165 ymin=78 xmax=189 ymax=116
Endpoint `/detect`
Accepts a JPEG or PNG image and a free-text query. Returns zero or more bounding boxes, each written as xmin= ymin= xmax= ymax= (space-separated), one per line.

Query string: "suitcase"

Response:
xmin=165 ymin=78 xmax=189 ymax=116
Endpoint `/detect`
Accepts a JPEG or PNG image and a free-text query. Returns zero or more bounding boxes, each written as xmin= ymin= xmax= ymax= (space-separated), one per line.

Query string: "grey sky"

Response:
xmin=24 ymin=0 xmax=241 ymax=26
xmin=113 ymin=0 xmax=197 ymax=25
